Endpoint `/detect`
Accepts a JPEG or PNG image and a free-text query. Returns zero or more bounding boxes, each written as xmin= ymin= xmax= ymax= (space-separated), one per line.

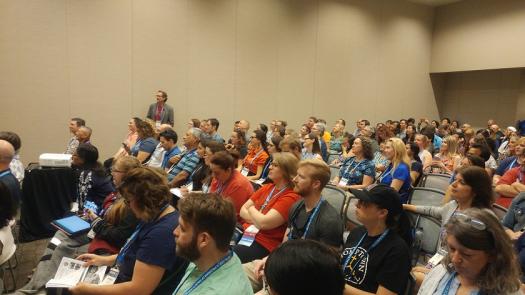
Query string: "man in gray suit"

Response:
xmin=146 ymin=90 xmax=174 ymax=126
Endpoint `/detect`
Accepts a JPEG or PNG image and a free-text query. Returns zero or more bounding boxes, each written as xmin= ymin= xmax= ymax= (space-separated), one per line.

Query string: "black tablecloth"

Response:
xmin=20 ymin=163 xmax=76 ymax=242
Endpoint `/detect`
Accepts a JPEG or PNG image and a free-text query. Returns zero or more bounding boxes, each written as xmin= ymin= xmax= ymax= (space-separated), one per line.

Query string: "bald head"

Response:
xmin=76 ymin=126 xmax=92 ymax=143
xmin=0 ymin=140 xmax=14 ymax=166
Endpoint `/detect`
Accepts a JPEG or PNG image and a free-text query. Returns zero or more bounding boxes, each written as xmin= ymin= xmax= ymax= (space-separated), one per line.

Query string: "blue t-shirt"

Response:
xmin=338 ymin=157 xmax=375 ymax=185
xmin=131 ymin=137 xmax=159 ymax=162
xmin=162 ymin=146 xmax=182 ymax=169
xmin=379 ymin=162 xmax=411 ymax=203
xmin=117 ymin=210 xmax=182 ymax=283
xmin=496 ymin=156 xmax=519 ymax=177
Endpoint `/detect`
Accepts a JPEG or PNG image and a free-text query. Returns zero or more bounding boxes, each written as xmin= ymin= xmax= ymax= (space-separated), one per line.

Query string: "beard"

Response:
xmin=176 ymin=233 xmax=201 ymax=262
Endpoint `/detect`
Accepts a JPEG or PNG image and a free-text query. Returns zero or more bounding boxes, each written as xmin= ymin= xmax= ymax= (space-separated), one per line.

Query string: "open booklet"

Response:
xmin=46 ymin=257 xmax=117 ymax=289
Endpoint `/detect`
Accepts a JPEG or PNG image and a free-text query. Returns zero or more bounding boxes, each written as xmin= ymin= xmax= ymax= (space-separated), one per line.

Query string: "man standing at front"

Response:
xmin=172 ymin=193 xmax=252 ymax=295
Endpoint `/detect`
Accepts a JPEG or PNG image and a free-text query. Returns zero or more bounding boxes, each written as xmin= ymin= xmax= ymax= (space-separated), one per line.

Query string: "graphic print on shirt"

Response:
xmin=342 ymin=246 xmax=369 ymax=285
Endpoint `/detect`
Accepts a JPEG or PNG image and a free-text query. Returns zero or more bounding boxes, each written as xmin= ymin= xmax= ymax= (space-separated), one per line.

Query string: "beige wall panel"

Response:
xmin=186 ymin=0 xmax=236 ymax=138
xmin=432 ymin=0 xmax=525 ymax=72
xmin=67 ymin=0 xmax=132 ymax=160
xmin=273 ymin=0 xmax=317 ymax=128
xmin=235 ymin=0 xmax=281 ymax=127
xmin=132 ymin=0 xmax=189 ymax=137
xmin=0 ymin=1 xmax=69 ymax=162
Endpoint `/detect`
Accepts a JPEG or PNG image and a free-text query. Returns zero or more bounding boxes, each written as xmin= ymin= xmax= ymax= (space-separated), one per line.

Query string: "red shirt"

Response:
xmin=210 ymin=170 xmax=254 ymax=222
xmin=242 ymin=147 xmax=269 ymax=174
xmin=242 ymin=184 xmax=300 ymax=252
xmin=496 ymin=167 xmax=525 ymax=208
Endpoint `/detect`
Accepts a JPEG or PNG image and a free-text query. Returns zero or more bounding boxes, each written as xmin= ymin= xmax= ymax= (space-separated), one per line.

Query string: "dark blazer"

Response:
xmin=146 ymin=103 xmax=174 ymax=126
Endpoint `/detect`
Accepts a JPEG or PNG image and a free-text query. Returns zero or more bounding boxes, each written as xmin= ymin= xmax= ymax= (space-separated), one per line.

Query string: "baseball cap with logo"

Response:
xmin=349 ymin=184 xmax=403 ymax=216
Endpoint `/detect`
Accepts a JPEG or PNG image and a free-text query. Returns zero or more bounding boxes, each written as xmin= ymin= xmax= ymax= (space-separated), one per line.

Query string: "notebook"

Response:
xmin=51 ymin=215 xmax=91 ymax=236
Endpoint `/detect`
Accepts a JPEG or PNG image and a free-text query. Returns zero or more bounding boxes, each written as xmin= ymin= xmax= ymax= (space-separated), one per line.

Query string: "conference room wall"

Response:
xmin=431 ymin=0 xmax=525 ymax=73
xmin=0 ymin=0 xmax=437 ymax=163
xmin=432 ymin=69 xmax=521 ymax=129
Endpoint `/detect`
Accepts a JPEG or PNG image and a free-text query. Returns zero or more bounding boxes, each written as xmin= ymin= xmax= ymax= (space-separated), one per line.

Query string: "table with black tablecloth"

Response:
xmin=20 ymin=164 xmax=77 ymax=242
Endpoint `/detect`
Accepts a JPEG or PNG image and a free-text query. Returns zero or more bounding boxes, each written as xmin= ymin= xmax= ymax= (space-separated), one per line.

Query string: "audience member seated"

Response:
xmin=494 ymin=136 xmax=524 ymax=185
xmin=240 ymin=130 xmax=269 ymax=181
xmin=301 ymin=133 xmax=323 ymax=160
xmin=187 ymin=118 xmax=200 ymax=129
xmin=331 ymin=136 xmax=375 ymax=190
xmin=144 ymin=124 xmax=172 ymax=168
xmin=403 ymin=124 xmax=416 ymax=144
xmin=279 ymin=137 xmax=302 ymax=160
xmin=0 ymin=182 xmax=16 ymax=294
xmin=258 ymin=135 xmax=283 ymax=183
xmin=112 ymin=117 xmax=139 ymax=161
xmin=70 ymin=167 xmax=188 ymax=294
xmin=471 ymin=135 xmax=498 ymax=176
xmin=65 ymin=117 xmax=86 ymax=154
xmin=234 ymin=152 xmax=300 ymax=263
xmin=158 ymin=128 xmax=181 ymax=170
xmin=168 ymin=127 xmax=202 ymax=188
xmin=498 ymin=129 xmax=519 ymax=162
xmin=76 ymin=126 xmax=92 ymax=146
xmin=299 ymin=124 xmax=311 ymax=140
xmin=172 ymin=193 xmax=252 ymax=294
xmin=130 ymin=119 xmax=158 ymax=164
xmin=502 ymin=192 xmax=525 ymax=280
xmin=0 ymin=140 xmax=21 ymax=214
xmin=415 ymin=134 xmax=432 ymax=170
xmin=16 ymin=156 xmax=141 ymax=293
xmin=378 ymin=138 xmax=412 ymax=203
xmin=432 ymin=135 xmax=461 ymax=174
xmin=71 ymin=144 xmax=114 ymax=212
xmin=0 ymin=131 xmax=24 ymax=184
xmin=406 ymin=142 xmax=423 ymax=185
xmin=201 ymin=118 xmax=225 ymax=143
xmin=146 ymin=90 xmax=174 ymax=126
xmin=311 ymin=123 xmax=329 ymax=162
xmin=340 ymin=132 xmax=355 ymax=160
xmin=397 ymin=119 xmax=407 ymax=141
xmin=418 ymin=208 xmax=522 ymax=295
xmin=262 ymin=240 xmax=345 ymax=295
xmin=373 ymin=141 xmax=389 ymax=175
xmin=342 ymin=184 xmax=411 ymax=295
xmin=226 ymin=129 xmax=248 ymax=159
xmin=330 ymin=121 xmax=345 ymax=153
xmin=495 ymin=154 xmax=525 ymax=208
xmin=403 ymin=166 xmax=493 ymax=288
xmin=244 ymin=159 xmax=344 ymax=292
xmin=206 ymin=151 xmax=253 ymax=221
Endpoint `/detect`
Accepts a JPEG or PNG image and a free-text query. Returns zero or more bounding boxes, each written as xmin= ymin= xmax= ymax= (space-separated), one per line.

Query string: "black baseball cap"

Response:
xmin=349 ymin=184 xmax=403 ymax=216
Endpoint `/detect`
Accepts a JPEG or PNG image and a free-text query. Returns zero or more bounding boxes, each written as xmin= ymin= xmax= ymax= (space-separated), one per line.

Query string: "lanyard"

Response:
xmin=245 ymin=148 xmax=264 ymax=168
xmin=342 ymin=229 xmax=389 ymax=271
xmin=260 ymin=186 xmax=288 ymax=212
xmin=507 ymin=158 xmax=518 ymax=172
xmin=116 ymin=203 xmax=169 ymax=265
xmin=0 ymin=170 xmax=11 ymax=179
xmin=343 ymin=158 xmax=363 ymax=179
xmin=379 ymin=164 xmax=393 ymax=182
xmin=215 ymin=176 xmax=232 ymax=195
xmin=176 ymin=251 xmax=234 ymax=295
xmin=288 ymin=199 xmax=324 ymax=240
xmin=260 ymin=159 xmax=272 ymax=178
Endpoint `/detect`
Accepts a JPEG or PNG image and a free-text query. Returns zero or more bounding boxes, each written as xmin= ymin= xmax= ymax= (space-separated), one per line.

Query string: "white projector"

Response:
xmin=39 ymin=153 xmax=72 ymax=168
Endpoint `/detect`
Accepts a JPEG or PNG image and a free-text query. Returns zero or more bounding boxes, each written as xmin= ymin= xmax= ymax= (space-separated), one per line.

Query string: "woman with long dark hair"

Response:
xmin=240 ymin=129 xmax=269 ymax=181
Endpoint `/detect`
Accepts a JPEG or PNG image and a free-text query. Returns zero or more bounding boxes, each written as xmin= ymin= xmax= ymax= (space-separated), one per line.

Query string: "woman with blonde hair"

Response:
xmin=433 ymin=135 xmax=461 ymax=174
xmin=379 ymin=137 xmax=412 ymax=203
xmin=415 ymin=133 xmax=432 ymax=170
xmin=418 ymin=208 xmax=522 ymax=295
xmin=234 ymin=152 xmax=300 ymax=263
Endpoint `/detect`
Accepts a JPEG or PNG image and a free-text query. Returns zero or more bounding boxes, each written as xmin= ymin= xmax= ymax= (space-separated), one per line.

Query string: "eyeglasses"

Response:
xmin=451 ymin=212 xmax=486 ymax=230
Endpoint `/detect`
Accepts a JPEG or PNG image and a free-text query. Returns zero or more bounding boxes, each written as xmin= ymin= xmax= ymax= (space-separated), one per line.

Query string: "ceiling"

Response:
xmin=406 ymin=0 xmax=463 ymax=6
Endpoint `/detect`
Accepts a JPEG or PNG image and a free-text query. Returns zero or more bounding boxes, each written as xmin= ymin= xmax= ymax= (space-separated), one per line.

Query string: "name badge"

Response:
xmin=241 ymin=167 xmax=250 ymax=176
xmin=100 ymin=267 xmax=119 ymax=285
xmin=155 ymin=121 xmax=161 ymax=129
xmin=338 ymin=178 xmax=349 ymax=186
xmin=426 ymin=252 xmax=444 ymax=269
xmin=238 ymin=225 xmax=259 ymax=247
xmin=87 ymin=228 xmax=96 ymax=239
xmin=185 ymin=183 xmax=193 ymax=192
xmin=255 ymin=178 xmax=266 ymax=185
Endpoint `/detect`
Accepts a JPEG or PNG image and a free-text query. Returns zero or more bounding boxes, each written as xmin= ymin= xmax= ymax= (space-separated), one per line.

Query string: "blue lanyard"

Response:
xmin=342 ymin=229 xmax=389 ymax=271
xmin=177 ymin=251 xmax=233 ymax=295
xmin=343 ymin=159 xmax=363 ymax=179
xmin=441 ymin=272 xmax=480 ymax=295
xmin=215 ymin=175 xmax=232 ymax=195
xmin=260 ymin=186 xmax=288 ymax=212
xmin=260 ymin=159 xmax=272 ymax=178
xmin=288 ymin=199 xmax=324 ymax=240
xmin=116 ymin=203 xmax=169 ymax=265
xmin=507 ymin=158 xmax=518 ymax=171
xmin=379 ymin=164 xmax=393 ymax=182
xmin=0 ymin=170 xmax=11 ymax=179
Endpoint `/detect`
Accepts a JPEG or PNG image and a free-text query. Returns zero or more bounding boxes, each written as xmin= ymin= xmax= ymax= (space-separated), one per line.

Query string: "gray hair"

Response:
xmin=189 ymin=127 xmax=203 ymax=141
xmin=314 ymin=123 xmax=325 ymax=134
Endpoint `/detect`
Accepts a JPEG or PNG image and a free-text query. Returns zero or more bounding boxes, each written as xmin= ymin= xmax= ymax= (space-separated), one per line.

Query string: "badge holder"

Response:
xmin=238 ymin=225 xmax=259 ymax=247
xmin=241 ymin=167 xmax=250 ymax=177
xmin=338 ymin=178 xmax=349 ymax=187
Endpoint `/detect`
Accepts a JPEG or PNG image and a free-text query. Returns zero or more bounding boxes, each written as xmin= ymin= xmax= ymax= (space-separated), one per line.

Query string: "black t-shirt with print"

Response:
xmin=342 ymin=226 xmax=411 ymax=294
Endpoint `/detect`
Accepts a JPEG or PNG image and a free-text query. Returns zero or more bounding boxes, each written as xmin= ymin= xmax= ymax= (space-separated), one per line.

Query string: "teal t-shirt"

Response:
xmin=173 ymin=253 xmax=253 ymax=295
